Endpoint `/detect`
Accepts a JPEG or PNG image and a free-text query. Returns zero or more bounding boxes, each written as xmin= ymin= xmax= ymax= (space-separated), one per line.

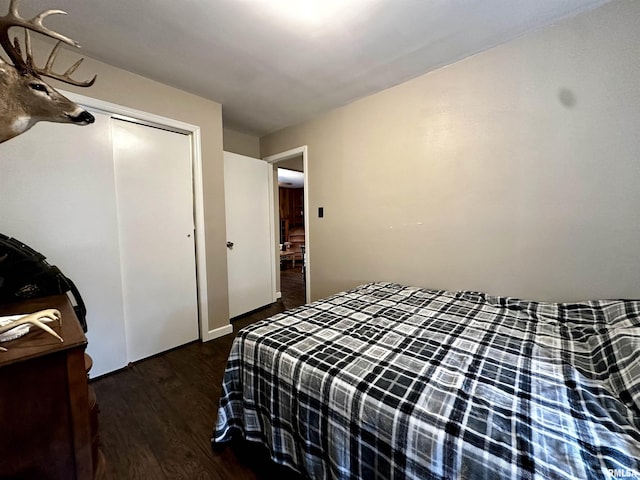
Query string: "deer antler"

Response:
xmin=0 ymin=309 xmax=63 ymax=351
xmin=0 ymin=0 xmax=95 ymax=86
xmin=24 ymin=30 xmax=95 ymax=86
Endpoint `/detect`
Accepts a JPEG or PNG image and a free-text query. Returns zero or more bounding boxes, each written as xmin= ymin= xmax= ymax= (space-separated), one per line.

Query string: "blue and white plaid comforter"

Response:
xmin=213 ymin=282 xmax=640 ymax=479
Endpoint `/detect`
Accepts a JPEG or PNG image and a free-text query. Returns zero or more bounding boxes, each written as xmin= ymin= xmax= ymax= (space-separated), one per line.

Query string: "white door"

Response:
xmin=112 ymin=119 xmax=199 ymax=362
xmin=224 ymin=151 xmax=274 ymax=318
xmin=0 ymin=114 xmax=128 ymax=376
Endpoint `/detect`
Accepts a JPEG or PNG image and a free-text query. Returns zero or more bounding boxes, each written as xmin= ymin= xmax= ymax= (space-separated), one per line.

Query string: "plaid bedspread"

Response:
xmin=213 ymin=282 xmax=640 ymax=479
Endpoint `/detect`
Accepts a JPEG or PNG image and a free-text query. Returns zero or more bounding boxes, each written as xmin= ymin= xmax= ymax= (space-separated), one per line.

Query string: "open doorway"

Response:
xmin=277 ymin=166 xmax=305 ymax=309
xmin=264 ymin=146 xmax=310 ymax=308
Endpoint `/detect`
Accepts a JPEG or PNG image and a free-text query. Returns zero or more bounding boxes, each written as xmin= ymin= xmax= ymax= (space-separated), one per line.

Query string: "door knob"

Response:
xmin=226 ymin=241 xmax=234 ymax=249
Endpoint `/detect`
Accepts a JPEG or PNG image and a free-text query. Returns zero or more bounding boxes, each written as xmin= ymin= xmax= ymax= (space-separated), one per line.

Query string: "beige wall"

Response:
xmin=276 ymin=154 xmax=303 ymax=172
xmin=32 ymin=38 xmax=229 ymax=331
xmin=223 ymin=128 xmax=261 ymax=158
xmin=261 ymin=0 xmax=640 ymax=302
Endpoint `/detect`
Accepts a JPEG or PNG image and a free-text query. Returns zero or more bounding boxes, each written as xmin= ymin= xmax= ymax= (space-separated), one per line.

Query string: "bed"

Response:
xmin=213 ymin=282 xmax=640 ymax=479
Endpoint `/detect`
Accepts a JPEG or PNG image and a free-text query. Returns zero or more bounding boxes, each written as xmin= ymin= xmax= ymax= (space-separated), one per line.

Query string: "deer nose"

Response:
xmin=69 ymin=110 xmax=95 ymax=125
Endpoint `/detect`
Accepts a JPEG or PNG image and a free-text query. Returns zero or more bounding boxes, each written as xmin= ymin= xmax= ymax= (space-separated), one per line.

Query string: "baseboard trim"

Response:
xmin=276 ymin=291 xmax=282 ymax=299
xmin=202 ymin=324 xmax=233 ymax=342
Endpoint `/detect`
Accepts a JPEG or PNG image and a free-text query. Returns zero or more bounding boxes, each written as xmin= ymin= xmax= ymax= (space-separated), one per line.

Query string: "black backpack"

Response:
xmin=0 ymin=233 xmax=88 ymax=332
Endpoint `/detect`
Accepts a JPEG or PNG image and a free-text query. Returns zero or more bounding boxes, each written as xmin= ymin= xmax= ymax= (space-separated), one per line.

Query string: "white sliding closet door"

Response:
xmin=1 ymin=110 xmax=202 ymax=375
xmin=0 ymin=114 xmax=128 ymax=376
xmin=112 ymin=119 xmax=199 ymax=363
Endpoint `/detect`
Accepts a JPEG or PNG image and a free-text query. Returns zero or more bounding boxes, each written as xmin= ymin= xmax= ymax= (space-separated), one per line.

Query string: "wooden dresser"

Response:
xmin=0 ymin=294 xmax=104 ymax=480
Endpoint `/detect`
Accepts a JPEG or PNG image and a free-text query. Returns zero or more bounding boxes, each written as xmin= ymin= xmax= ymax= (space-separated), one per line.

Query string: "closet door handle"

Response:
xmin=226 ymin=241 xmax=234 ymax=249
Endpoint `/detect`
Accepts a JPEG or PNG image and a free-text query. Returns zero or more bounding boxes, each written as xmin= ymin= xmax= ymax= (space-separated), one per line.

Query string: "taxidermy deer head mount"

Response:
xmin=0 ymin=0 xmax=96 ymax=144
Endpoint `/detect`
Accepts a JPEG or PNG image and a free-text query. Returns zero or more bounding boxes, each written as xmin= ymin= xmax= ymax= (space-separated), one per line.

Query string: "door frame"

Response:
xmin=62 ymin=90 xmax=211 ymax=341
xmin=264 ymin=146 xmax=310 ymax=302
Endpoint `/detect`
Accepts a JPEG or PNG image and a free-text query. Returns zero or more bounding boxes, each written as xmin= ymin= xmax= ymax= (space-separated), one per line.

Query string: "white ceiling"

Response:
xmin=23 ymin=0 xmax=612 ymax=136
xmin=278 ymin=168 xmax=304 ymax=188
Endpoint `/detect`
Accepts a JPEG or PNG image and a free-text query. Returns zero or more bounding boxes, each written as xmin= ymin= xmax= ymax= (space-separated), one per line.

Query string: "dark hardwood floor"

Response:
xmin=92 ymin=270 xmax=307 ymax=479
xmin=280 ymin=260 xmax=306 ymax=309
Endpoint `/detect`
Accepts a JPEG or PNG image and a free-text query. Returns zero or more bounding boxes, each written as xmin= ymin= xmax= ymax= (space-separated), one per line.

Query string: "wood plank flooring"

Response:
xmin=280 ymin=262 xmax=306 ymax=309
xmin=92 ymin=270 xmax=306 ymax=479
